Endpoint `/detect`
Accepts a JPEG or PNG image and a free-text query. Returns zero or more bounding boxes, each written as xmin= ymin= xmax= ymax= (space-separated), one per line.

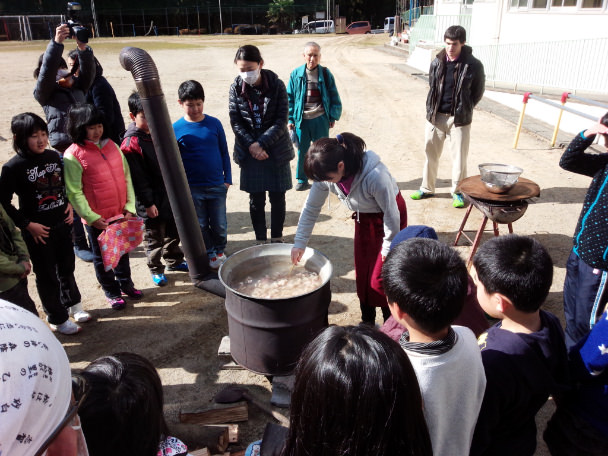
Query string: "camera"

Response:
xmin=64 ymin=2 xmax=90 ymax=43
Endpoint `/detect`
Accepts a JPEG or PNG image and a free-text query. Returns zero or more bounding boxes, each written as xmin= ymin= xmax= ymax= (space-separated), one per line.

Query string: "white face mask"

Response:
xmin=240 ymin=69 xmax=260 ymax=86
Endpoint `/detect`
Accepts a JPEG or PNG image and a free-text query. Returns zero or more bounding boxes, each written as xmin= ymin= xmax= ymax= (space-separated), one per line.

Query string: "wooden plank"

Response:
xmin=205 ymin=424 xmax=238 ymax=443
xmin=220 ymin=360 xmax=245 ymax=370
xmin=179 ymin=402 xmax=248 ymax=425
xmin=190 ymin=449 xmax=209 ymax=456
xmin=218 ymin=335 xmax=231 ymax=356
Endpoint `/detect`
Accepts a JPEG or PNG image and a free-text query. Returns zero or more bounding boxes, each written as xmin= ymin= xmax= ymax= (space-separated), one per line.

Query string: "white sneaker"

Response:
xmin=48 ymin=318 xmax=82 ymax=335
xmin=209 ymin=253 xmax=227 ymax=269
xmin=68 ymin=303 xmax=92 ymax=323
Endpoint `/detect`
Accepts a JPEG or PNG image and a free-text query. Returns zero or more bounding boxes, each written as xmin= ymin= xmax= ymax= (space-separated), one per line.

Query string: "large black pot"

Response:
xmin=219 ymin=244 xmax=332 ymax=375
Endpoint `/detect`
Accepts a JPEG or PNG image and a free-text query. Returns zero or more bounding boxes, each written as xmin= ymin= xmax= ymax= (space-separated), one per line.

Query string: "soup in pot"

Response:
xmin=234 ymin=269 xmax=323 ymax=299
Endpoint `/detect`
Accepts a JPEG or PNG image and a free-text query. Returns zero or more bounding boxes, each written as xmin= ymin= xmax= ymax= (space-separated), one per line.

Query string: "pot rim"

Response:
xmin=218 ymin=244 xmax=333 ymax=300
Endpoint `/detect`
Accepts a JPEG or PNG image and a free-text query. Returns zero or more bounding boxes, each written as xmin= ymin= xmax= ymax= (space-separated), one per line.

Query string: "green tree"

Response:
xmin=267 ymin=0 xmax=295 ymax=31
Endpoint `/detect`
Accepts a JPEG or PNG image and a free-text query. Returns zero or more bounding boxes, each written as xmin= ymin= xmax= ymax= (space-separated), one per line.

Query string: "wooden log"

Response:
xmin=170 ymin=423 xmax=230 ymax=453
xmin=179 ymin=402 xmax=248 ymax=425
xmin=205 ymin=424 xmax=238 ymax=443
xmin=190 ymin=449 xmax=209 ymax=456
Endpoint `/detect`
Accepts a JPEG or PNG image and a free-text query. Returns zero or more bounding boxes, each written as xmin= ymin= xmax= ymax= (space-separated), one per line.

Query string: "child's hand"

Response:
xmin=291 ymin=247 xmax=305 ymax=265
xmin=64 ymin=203 xmax=74 ymax=225
xmin=123 ymin=211 xmax=134 ymax=220
xmin=585 ymin=118 xmax=608 ymax=138
xmin=26 ymin=222 xmax=50 ymax=244
xmin=20 ymin=261 xmax=32 ymax=278
xmin=92 ymin=218 xmax=108 ymax=230
xmin=146 ymin=205 xmax=159 ymax=218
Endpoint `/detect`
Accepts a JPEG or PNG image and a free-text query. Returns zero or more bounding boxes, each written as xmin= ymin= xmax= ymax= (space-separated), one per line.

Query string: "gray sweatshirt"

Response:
xmin=293 ymin=150 xmax=400 ymax=256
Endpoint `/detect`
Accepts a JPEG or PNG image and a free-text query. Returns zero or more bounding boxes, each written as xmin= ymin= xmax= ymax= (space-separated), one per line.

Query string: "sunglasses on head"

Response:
xmin=34 ymin=374 xmax=89 ymax=456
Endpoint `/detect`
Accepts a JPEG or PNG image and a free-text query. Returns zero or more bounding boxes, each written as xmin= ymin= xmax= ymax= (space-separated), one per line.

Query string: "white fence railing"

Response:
xmin=474 ymin=38 xmax=608 ymax=94
xmin=407 ymin=14 xmax=607 ymax=94
xmin=408 ymin=14 xmax=472 ymax=52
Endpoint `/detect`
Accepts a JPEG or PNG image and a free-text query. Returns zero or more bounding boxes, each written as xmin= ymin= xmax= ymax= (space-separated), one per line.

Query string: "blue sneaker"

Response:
xmin=167 ymin=261 xmax=188 ymax=272
xmin=152 ymin=273 xmax=168 ymax=287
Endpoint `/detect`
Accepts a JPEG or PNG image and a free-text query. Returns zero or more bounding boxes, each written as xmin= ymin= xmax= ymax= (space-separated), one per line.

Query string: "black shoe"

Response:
xmin=295 ymin=181 xmax=311 ymax=191
xmin=73 ymin=246 xmax=94 ymax=262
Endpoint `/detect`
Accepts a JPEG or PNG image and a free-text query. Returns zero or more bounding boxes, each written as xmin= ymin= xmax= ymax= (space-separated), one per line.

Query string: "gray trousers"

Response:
xmin=421 ymin=114 xmax=471 ymax=194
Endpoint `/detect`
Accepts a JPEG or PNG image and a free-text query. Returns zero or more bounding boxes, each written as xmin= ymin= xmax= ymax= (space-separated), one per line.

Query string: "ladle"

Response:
xmin=214 ymin=385 xmax=290 ymax=427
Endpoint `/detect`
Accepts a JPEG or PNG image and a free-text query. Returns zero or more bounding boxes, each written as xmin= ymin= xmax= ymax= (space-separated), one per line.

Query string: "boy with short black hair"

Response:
xmin=121 ymin=91 xmax=187 ymax=287
xmin=382 ymin=238 xmax=486 ymax=456
xmin=470 ymin=234 xmax=569 ymax=456
xmin=173 ymin=80 xmax=232 ymax=269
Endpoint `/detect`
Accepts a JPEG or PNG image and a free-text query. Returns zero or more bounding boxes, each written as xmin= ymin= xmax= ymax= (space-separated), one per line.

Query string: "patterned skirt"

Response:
xmin=239 ymin=158 xmax=293 ymax=193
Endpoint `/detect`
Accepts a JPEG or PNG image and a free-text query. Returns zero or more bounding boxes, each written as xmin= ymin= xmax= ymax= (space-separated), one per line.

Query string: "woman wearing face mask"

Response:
xmin=229 ymin=45 xmax=294 ymax=244
xmin=33 ymin=24 xmax=96 ymax=262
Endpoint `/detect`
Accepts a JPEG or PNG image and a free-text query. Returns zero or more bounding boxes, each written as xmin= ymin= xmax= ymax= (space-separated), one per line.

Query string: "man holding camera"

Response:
xmin=34 ymin=23 xmax=95 ymax=153
xmin=33 ymin=23 xmax=96 ymax=262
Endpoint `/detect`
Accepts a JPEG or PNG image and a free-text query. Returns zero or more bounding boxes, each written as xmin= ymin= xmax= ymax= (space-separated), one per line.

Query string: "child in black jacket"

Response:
xmin=121 ymin=92 xmax=186 ymax=286
xmin=0 ymin=112 xmax=90 ymax=334
xmin=559 ymin=113 xmax=608 ymax=348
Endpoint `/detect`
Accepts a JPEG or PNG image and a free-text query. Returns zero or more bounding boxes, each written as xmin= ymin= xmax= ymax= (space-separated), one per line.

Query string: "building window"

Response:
xmin=550 ymin=0 xmax=577 ymax=6
xmin=581 ymin=0 xmax=603 ymax=7
xmin=532 ymin=0 xmax=549 ymax=7
xmin=511 ymin=0 xmax=529 ymax=7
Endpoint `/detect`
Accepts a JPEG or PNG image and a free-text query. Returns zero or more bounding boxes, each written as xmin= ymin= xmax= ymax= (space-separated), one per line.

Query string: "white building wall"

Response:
xmin=470 ymin=0 xmax=608 ymax=45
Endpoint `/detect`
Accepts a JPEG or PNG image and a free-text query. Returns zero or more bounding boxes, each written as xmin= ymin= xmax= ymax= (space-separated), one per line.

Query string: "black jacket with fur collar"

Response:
xmin=426 ymin=45 xmax=485 ymax=127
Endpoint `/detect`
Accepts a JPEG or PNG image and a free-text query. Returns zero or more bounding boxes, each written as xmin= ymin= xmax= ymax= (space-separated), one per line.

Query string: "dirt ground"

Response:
xmin=0 ymin=34 xmax=592 ymax=453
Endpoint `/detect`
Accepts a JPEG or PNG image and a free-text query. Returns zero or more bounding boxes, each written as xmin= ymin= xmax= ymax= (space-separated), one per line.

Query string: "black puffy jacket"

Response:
xmin=426 ymin=46 xmax=485 ymax=127
xmin=33 ymin=40 xmax=95 ymax=152
xmin=228 ymin=69 xmax=294 ymax=166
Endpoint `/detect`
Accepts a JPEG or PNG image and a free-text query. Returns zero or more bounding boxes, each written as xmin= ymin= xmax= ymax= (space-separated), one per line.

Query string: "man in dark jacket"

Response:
xmin=33 ymin=24 xmax=96 ymax=262
xmin=411 ymin=25 xmax=485 ymax=208
xmin=560 ymin=113 xmax=608 ymax=348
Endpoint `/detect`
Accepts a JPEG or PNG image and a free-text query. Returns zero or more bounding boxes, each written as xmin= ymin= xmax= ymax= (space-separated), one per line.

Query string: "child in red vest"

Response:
xmin=64 ymin=104 xmax=142 ymax=310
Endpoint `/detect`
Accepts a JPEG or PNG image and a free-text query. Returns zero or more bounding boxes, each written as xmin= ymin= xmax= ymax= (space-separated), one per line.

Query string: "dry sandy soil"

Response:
xmin=0 ymin=33 xmax=592 ymax=453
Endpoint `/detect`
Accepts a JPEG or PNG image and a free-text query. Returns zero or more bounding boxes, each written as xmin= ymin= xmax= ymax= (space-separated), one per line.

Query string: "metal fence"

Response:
xmin=400 ymin=6 xmax=434 ymax=26
xmin=408 ymin=14 xmax=471 ymax=52
xmin=474 ymin=38 xmax=608 ymax=94
xmin=0 ymin=15 xmax=64 ymax=40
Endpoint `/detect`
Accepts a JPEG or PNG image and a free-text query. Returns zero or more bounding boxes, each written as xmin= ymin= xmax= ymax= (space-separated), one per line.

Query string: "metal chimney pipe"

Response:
xmin=119 ymin=46 xmax=225 ymax=297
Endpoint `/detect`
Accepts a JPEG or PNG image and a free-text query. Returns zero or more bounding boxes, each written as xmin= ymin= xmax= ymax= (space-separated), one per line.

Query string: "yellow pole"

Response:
xmin=513 ymin=92 xmax=531 ymax=149
xmin=551 ymin=92 xmax=570 ymax=147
